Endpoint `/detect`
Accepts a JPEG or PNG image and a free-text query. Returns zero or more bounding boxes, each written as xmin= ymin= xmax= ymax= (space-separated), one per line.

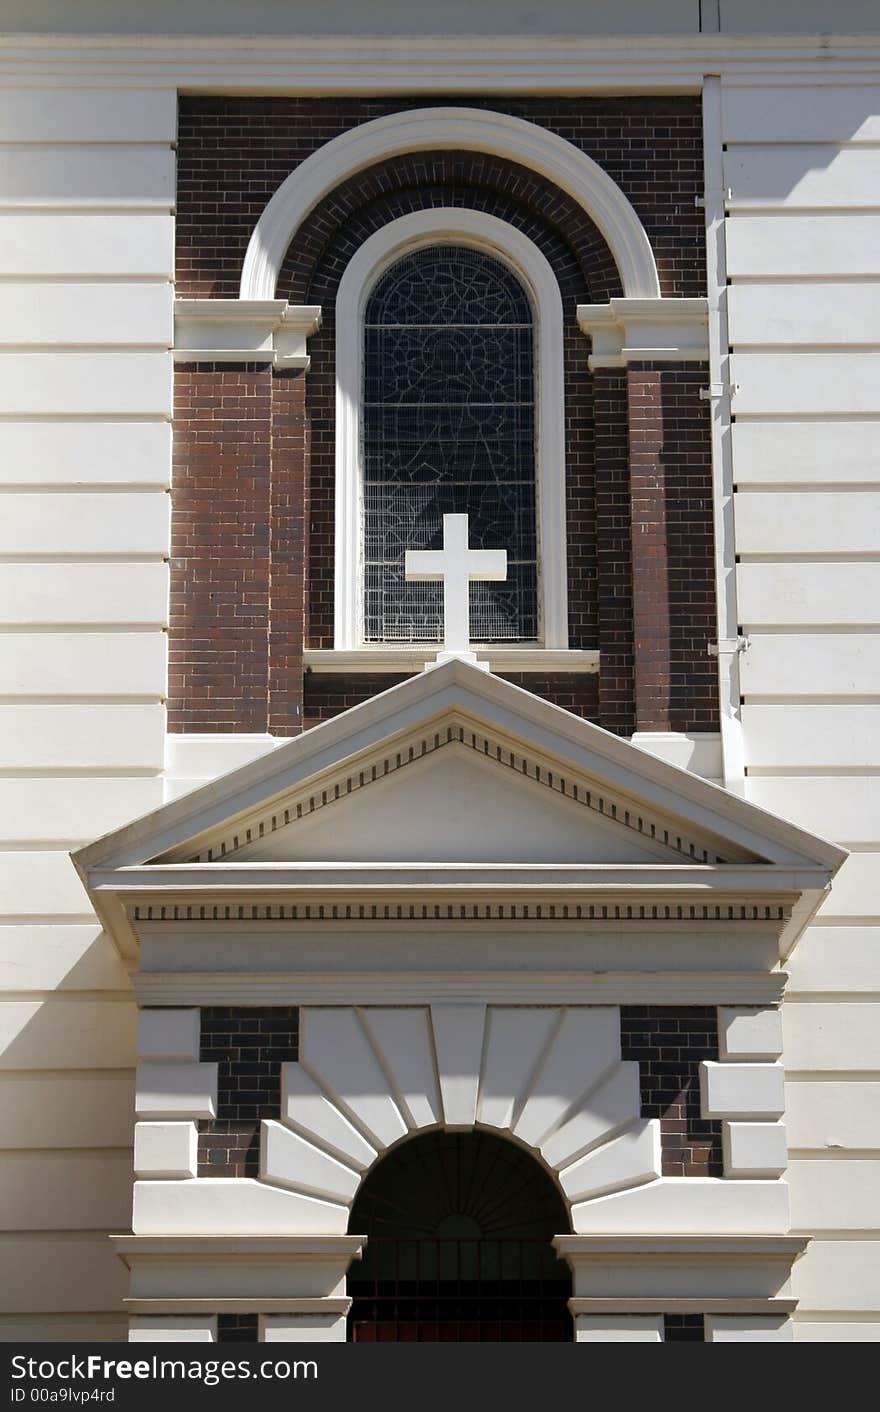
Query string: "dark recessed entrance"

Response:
xmin=347 ymin=1129 xmax=572 ymax=1342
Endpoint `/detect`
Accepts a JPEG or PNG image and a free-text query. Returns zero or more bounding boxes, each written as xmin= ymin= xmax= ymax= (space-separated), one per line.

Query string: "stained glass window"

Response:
xmin=362 ymin=245 xmax=539 ymax=643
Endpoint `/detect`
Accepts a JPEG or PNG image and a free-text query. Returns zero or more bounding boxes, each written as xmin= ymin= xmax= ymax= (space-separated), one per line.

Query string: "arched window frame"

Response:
xmin=334 ymin=208 xmax=568 ymax=652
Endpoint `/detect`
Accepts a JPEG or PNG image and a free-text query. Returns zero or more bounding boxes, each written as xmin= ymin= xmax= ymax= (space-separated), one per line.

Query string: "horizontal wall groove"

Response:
xmin=0 ymin=1070 xmax=135 ymax=1081
xmin=0 ymin=768 xmax=162 ymax=779
xmin=0 ymin=695 xmax=165 ymax=706
xmin=732 ymin=341 xmax=880 ymax=352
xmin=730 ymin=275 xmax=880 ymax=285
xmin=733 ymin=412 xmax=880 ymax=423
xmin=0 ymin=1147 xmax=132 ymax=1159
xmin=741 ymin=624 xmax=880 ymax=635
xmin=787 ymin=1150 xmax=880 ymax=1159
xmin=0 ymin=204 xmax=174 ymax=215
xmin=742 ymin=695 xmax=880 ymax=705
xmin=746 ymin=767 xmax=880 ymax=778
xmin=738 ymin=553 xmax=880 ymax=564
xmin=0 ymin=624 xmax=167 ymax=635
xmin=734 ymin=484 xmax=880 ymax=495
xmin=785 ymin=1072 xmax=880 ymax=1082
xmin=0 ymin=344 xmax=170 ymax=354
xmin=0 ymin=274 xmax=172 ymax=286
xmin=0 ymin=554 xmax=167 ymax=564
xmin=0 ymin=484 xmax=169 ymax=493
xmin=0 ymin=414 xmax=170 ymax=424
xmin=785 ymin=994 xmax=880 ymax=1004
xmin=0 ymin=914 xmax=96 ymax=925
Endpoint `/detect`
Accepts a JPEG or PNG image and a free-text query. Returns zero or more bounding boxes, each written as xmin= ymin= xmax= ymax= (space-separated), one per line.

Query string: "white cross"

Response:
xmin=405 ymin=513 xmax=507 ymax=669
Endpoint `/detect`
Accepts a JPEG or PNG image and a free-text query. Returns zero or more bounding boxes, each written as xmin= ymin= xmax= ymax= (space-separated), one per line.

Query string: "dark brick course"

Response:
xmin=197 ymin=1006 xmax=299 ymax=1178
xmin=217 ymin=1313 xmax=259 ymax=1343
xmin=663 ymin=1313 xmax=705 ymax=1342
xmin=620 ymin=1005 xmax=723 ymax=1178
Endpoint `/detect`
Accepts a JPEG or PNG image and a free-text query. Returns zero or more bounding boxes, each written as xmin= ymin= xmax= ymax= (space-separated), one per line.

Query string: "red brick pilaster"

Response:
xmin=627 ymin=364 xmax=672 ymax=733
xmin=268 ymin=370 xmax=310 ymax=735
xmin=593 ymin=368 xmax=635 ymax=737
xmin=169 ymin=363 xmax=272 ymax=732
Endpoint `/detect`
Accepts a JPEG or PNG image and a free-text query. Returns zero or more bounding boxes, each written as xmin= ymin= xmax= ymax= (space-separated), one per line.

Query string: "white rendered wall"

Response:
xmin=722 ymin=77 xmax=880 ymax=1342
xmin=0 ymin=84 xmax=175 ymax=1342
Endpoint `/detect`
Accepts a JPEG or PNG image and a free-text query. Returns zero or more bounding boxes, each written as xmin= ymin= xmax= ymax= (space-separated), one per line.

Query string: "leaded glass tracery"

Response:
xmin=362 ymin=245 xmax=539 ymax=643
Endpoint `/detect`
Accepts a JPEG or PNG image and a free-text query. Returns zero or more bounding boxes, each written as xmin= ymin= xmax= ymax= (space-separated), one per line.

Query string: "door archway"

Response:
xmin=347 ymin=1129 xmax=572 ymax=1342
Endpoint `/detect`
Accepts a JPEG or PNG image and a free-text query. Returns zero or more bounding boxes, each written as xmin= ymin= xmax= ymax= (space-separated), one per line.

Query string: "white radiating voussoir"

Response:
xmin=259 ymin=1005 xmax=660 ymax=1224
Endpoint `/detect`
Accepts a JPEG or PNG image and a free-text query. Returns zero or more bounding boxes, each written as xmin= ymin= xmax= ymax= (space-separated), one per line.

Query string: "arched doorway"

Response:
xmin=347 ymin=1130 xmax=572 ymax=1342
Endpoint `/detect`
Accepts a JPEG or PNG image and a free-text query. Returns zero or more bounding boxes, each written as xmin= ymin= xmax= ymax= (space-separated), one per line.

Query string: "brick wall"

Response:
xmin=197 ymin=1006 xmax=299 ymax=1178
xmin=171 ymin=97 xmax=716 ymax=735
xmin=303 ymin=670 xmax=600 ymax=728
xmin=176 ymin=97 xmax=705 ymax=303
xmin=620 ymin=1005 xmax=723 ymax=1177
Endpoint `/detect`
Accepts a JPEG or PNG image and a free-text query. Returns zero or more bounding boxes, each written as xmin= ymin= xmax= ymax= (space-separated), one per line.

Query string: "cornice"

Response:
xmin=125 ymin=1297 xmax=351 ymax=1314
xmin=555 ymin=1235 xmax=807 ymax=1256
xmin=112 ymin=1235 xmax=366 ymax=1261
xmin=133 ymin=970 xmax=787 ymax=1007
xmin=3 ymin=35 xmax=880 ymax=89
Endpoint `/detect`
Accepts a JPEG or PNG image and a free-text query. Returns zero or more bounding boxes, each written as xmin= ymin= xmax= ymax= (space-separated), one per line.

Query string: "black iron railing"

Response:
xmin=348 ymin=1237 xmax=572 ymax=1343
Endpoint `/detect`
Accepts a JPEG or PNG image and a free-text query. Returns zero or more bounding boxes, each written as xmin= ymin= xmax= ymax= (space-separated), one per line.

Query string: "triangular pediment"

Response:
xmin=72 ymin=660 xmax=846 ymax=959
xmin=75 ymin=660 xmax=845 ymax=876
xmin=221 ymin=737 xmax=703 ymax=867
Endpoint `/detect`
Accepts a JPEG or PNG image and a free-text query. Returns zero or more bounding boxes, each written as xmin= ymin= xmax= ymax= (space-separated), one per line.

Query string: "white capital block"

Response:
xmin=261 ymin=1315 xmax=347 ymax=1342
xmin=723 ymin=1122 xmax=788 ymax=1178
xmin=576 ymin=1315 xmax=663 ymax=1343
xmin=133 ymin=1179 xmax=349 ymax=1235
xmin=706 ymin=1315 xmax=793 ymax=1343
xmin=719 ymin=1008 xmax=783 ymax=1061
xmin=135 ymin=1061 xmax=218 ymax=1120
xmin=129 ymin=1317 xmax=216 ymax=1343
xmin=137 ymin=1009 xmax=201 ymax=1061
xmin=700 ymin=1062 xmax=785 ymax=1120
xmin=134 ymin=1122 xmax=198 ymax=1180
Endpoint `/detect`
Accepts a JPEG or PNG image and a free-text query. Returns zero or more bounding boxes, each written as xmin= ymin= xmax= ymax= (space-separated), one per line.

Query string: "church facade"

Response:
xmin=1 ymin=1 xmax=879 ymax=1343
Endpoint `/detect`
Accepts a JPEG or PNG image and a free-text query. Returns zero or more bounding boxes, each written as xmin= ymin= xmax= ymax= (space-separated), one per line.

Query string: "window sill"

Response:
xmin=303 ymin=648 xmax=599 ymax=674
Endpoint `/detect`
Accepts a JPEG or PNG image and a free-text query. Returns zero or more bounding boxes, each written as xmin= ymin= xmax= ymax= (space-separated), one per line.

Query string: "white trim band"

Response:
xmin=303 ymin=648 xmax=599 ymax=674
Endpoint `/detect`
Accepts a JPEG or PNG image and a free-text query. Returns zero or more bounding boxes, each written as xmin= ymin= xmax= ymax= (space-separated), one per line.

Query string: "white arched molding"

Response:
xmin=333 ymin=208 xmax=569 ymax=653
xmin=239 ymin=106 xmax=661 ymax=304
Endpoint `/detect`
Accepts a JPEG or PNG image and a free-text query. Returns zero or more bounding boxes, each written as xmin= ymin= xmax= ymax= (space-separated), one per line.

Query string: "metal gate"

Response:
xmin=348 ymin=1236 xmax=572 ymax=1342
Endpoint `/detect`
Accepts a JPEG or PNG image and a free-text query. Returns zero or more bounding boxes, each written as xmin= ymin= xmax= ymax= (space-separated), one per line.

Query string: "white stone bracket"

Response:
xmin=577 ymin=298 xmax=709 ymax=369
xmin=174 ymin=300 xmax=322 ymax=370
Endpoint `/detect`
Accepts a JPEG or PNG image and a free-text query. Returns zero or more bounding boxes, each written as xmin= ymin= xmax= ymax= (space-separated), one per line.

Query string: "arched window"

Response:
xmin=347 ymin=1130 xmax=573 ymax=1342
xmin=362 ymin=246 xmax=538 ymax=645
xmin=334 ymin=210 xmax=568 ymax=654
